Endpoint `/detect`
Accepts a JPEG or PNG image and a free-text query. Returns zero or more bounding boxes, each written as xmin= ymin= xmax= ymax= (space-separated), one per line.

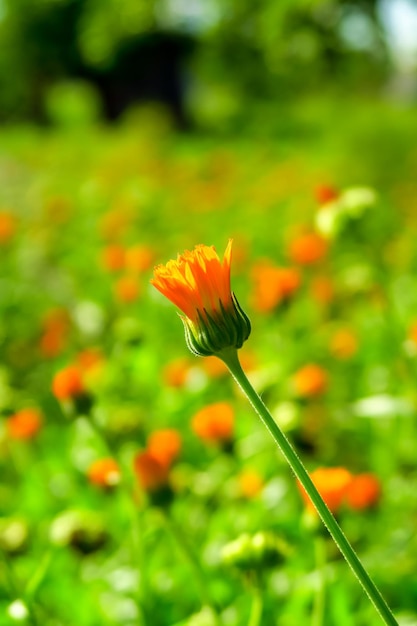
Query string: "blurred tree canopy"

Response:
xmin=0 ymin=0 xmax=396 ymax=125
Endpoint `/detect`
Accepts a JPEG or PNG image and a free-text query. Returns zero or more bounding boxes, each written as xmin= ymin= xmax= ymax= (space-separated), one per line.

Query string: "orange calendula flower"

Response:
xmin=202 ymin=355 xmax=230 ymax=378
xmin=0 ymin=211 xmax=17 ymax=244
xmin=114 ymin=275 xmax=140 ymax=303
xmin=330 ymin=328 xmax=358 ymax=360
xmin=310 ymin=275 xmax=334 ymax=305
xmin=345 ymin=473 xmax=381 ymax=511
xmin=298 ymin=467 xmax=353 ymax=514
xmin=315 ymin=185 xmax=339 ymax=205
xmin=88 ymin=458 xmax=121 ymax=488
xmin=239 ymin=470 xmax=264 ymax=498
xmin=162 ymin=357 xmax=193 ymax=387
xmin=76 ymin=348 xmax=104 ymax=373
xmin=191 ymin=401 xmax=234 ymax=444
xmin=125 ymin=245 xmax=155 ymax=273
xmin=101 ymin=245 xmax=126 ymax=272
xmin=293 ymin=364 xmax=328 ymax=398
xmin=133 ymin=450 xmax=171 ymax=492
xmin=39 ymin=308 xmax=71 ymax=358
xmin=251 ymin=261 xmax=301 ymax=313
xmin=52 ymin=365 xmax=85 ymax=400
xmin=7 ymin=408 xmax=43 ymax=440
xmin=151 ymin=240 xmax=251 ymax=356
xmin=408 ymin=322 xmax=417 ymax=345
xmin=147 ymin=429 xmax=182 ymax=468
xmin=289 ymin=232 xmax=327 ymax=265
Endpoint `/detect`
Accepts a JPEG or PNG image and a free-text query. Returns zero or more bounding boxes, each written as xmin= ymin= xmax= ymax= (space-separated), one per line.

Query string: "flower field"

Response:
xmin=1 ymin=98 xmax=417 ymax=626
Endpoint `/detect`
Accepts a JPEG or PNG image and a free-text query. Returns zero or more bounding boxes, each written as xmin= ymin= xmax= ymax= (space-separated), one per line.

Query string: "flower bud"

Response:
xmin=151 ymin=240 xmax=251 ymax=357
xmin=221 ymin=531 xmax=290 ymax=572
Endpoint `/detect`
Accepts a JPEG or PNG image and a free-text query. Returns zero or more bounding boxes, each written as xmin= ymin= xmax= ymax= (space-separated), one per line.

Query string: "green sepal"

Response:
xmin=181 ymin=293 xmax=251 ymax=357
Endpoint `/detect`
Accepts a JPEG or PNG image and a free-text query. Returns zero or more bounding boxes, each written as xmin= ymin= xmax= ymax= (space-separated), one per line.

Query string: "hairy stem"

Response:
xmin=218 ymin=347 xmax=398 ymax=626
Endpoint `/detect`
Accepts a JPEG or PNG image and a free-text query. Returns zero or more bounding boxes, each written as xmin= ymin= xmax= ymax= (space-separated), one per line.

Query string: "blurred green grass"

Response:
xmin=1 ymin=94 xmax=417 ymax=625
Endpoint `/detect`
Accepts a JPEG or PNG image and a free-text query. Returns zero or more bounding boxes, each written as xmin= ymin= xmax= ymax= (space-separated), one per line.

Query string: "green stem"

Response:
xmin=312 ymin=536 xmax=326 ymax=626
xmin=131 ymin=506 xmax=151 ymax=623
xmin=1 ymin=550 xmax=21 ymax=598
xmin=161 ymin=510 xmax=220 ymax=623
xmin=247 ymin=579 xmax=263 ymax=626
xmin=219 ymin=348 xmax=398 ymax=626
xmin=0 ymin=551 xmax=41 ymax=626
xmin=84 ymin=416 xmax=151 ymax=621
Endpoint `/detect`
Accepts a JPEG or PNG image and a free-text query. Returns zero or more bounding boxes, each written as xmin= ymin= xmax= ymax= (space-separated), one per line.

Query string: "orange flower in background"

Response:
xmin=408 ymin=322 xmax=417 ymax=345
xmin=289 ymin=232 xmax=327 ymax=265
xmin=162 ymin=357 xmax=192 ymax=387
xmin=330 ymin=328 xmax=358 ymax=360
xmin=310 ymin=275 xmax=334 ymax=305
xmin=39 ymin=308 xmax=71 ymax=358
xmin=75 ymin=348 xmax=105 ymax=390
xmin=293 ymin=364 xmax=328 ymax=398
xmin=133 ymin=450 xmax=171 ymax=492
xmin=88 ymin=458 xmax=121 ymax=488
xmin=202 ymin=349 xmax=257 ymax=378
xmin=147 ymin=429 xmax=182 ymax=468
xmin=239 ymin=470 xmax=264 ymax=498
xmin=202 ymin=355 xmax=230 ymax=378
xmin=201 ymin=348 xmax=257 ymax=378
xmin=298 ymin=467 xmax=353 ymax=514
xmin=76 ymin=347 xmax=104 ymax=373
xmin=0 ymin=211 xmax=17 ymax=244
xmin=345 ymin=473 xmax=381 ymax=511
xmin=7 ymin=408 xmax=43 ymax=440
xmin=125 ymin=245 xmax=155 ymax=273
xmin=251 ymin=262 xmax=301 ymax=313
xmin=315 ymin=185 xmax=339 ymax=205
xmin=101 ymin=245 xmax=126 ymax=272
xmin=151 ymin=240 xmax=251 ymax=356
xmin=114 ymin=275 xmax=140 ymax=303
xmin=191 ymin=401 xmax=234 ymax=443
xmin=40 ymin=331 xmax=65 ymax=359
xmin=239 ymin=350 xmax=258 ymax=373
xmin=52 ymin=365 xmax=85 ymax=400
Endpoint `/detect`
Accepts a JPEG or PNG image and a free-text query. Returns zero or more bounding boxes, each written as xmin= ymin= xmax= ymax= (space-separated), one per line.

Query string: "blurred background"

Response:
xmin=2 ymin=2 xmax=417 ymax=625
xmin=0 ymin=0 xmax=416 ymax=130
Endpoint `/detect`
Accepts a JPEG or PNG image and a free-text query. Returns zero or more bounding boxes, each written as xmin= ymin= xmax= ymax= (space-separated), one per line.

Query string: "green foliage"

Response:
xmin=1 ymin=96 xmax=417 ymax=624
xmin=44 ymin=79 xmax=103 ymax=126
xmin=0 ymin=0 xmax=394 ymax=123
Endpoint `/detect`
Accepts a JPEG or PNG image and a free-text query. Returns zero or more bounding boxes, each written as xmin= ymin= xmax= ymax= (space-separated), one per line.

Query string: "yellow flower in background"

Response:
xmin=151 ymin=240 xmax=251 ymax=356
